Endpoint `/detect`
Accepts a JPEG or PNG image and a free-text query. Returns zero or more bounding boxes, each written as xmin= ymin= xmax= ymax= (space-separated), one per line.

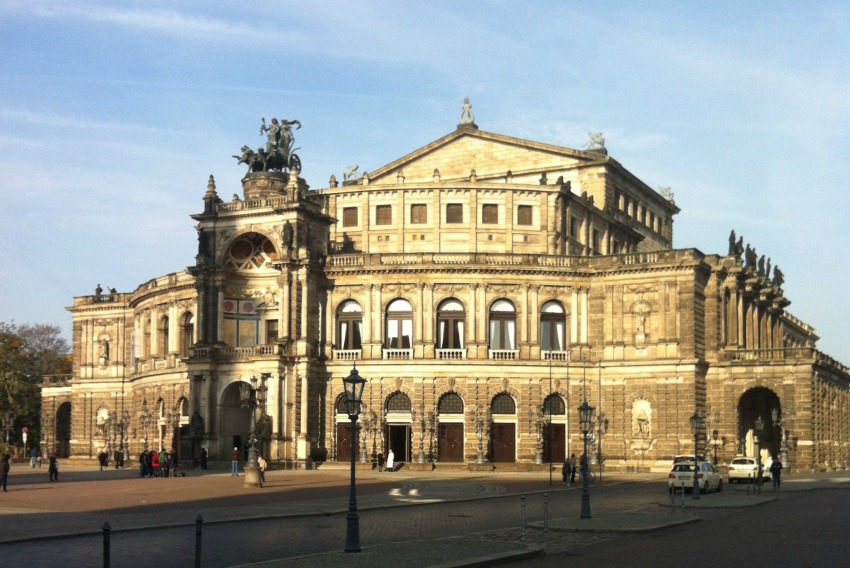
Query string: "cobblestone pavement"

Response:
xmin=0 ymin=463 xmax=847 ymax=567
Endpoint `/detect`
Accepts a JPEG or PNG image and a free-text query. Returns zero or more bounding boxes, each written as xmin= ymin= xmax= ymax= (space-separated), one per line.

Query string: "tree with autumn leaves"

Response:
xmin=0 ymin=322 xmax=71 ymax=454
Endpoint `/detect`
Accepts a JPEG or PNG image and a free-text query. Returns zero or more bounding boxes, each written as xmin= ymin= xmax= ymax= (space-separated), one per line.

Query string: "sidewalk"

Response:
xmin=1 ymin=464 xmax=848 ymax=567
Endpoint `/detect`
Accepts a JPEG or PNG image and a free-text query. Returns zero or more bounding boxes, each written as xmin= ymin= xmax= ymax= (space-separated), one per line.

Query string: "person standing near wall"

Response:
xmin=1 ymin=453 xmax=10 ymax=491
xmin=230 ymin=447 xmax=240 ymax=476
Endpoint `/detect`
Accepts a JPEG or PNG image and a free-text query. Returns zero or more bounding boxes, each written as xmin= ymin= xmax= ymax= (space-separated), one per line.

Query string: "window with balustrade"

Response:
xmin=336 ymin=300 xmax=363 ymax=350
xmin=437 ymin=299 xmax=465 ymax=350
xmin=488 ymin=299 xmax=516 ymax=350
xmin=385 ymin=299 xmax=414 ymax=349
xmin=540 ymin=301 xmax=566 ymax=352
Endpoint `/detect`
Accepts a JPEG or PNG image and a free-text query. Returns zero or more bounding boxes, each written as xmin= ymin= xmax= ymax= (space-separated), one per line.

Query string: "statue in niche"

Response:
xmin=281 ymin=220 xmax=294 ymax=248
xmin=98 ymin=338 xmax=110 ymax=366
xmin=635 ymin=409 xmax=651 ymax=438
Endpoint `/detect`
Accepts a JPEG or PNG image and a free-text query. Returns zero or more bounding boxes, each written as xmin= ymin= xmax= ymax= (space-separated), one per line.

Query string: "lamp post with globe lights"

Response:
xmin=690 ymin=411 xmax=702 ymax=499
xmin=342 ymin=365 xmax=366 ymax=553
xmin=754 ymin=414 xmax=765 ymax=493
xmin=240 ymin=373 xmax=269 ymax=488
xmin=578 ymin=399 xmax=595 ymax=519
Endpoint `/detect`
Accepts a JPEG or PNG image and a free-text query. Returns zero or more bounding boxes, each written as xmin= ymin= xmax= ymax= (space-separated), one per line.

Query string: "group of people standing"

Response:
xmin=138 ymin=448 xmax=180 ymax=478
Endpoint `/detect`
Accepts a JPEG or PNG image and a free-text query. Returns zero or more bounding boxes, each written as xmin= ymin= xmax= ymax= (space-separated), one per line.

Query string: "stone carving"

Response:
xmin=745 ymin=245 xmax=757 ymax=271
xmin=757 ymin=255 xmax=765 ymax=278
xmin=585 ymin=132 xmax=606 ymax=149
xmin=98 ymin=337 xmax=110 ymax=366
xmin=632 ymin=400 xmax=651 ymax=439
xmin=458 ymin=97 xmax=476 ymax=127
xmin=281 ymin=220 xmax=293 ymax=248
xmin=344 ymin=165 xmax=359 ymax=181
xmin=233 ymin=117 xmax=302 ymax=174
xmin=728 ymin=230 xmax=736 ymax=256
xmin=772 ymin=265 xmax=784 ymax=288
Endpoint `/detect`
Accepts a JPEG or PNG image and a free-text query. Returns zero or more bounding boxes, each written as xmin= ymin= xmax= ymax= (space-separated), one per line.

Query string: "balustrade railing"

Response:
xmin=436 ymin=348 xmax=467 ymax=360
xmin=489 ymin=349 xmax=519 ymax=360
xmin=383 ymin=348 xmax=413 ymax=360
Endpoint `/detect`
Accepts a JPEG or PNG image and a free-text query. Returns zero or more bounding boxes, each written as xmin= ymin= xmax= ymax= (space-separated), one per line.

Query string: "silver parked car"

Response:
xmin=668 ymin=461 xmax=723 ymax=493
xmin=727 ymin=456 xmax=771 ymax=483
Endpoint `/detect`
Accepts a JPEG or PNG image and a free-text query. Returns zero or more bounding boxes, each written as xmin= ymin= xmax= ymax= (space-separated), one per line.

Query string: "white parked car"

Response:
xmin=668 ymin=461 xmax=723 ymax=493
xmin=727 ymin=456 xmax=771 ymax=483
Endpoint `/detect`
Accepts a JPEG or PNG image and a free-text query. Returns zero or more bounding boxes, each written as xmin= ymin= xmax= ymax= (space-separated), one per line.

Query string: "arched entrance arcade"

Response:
xmin=220 ymin=381 xmax=252 ymax=460
xmin=737 ymin=386 xmax=782 ymax=463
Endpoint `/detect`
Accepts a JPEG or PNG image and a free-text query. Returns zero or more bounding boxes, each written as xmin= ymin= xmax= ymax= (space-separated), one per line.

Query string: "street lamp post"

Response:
xmin=343 ymin=365 xmax=366 ymax=553
xmin=712 ymin=429 xmax=719 ymax=464
xmin=690 ymin=411 xmax=702 ymax=500
xmin=596 ymin=412 xmax=608 ymax=482
xmin=578 ymin=399 xmax=595 ymax=519
xmin=754 ymin=414 xmax=765 ymax=493
xmin=140 ymin=401 xmax=150 ymax=451
xmin=241 ymin=373 xmax=269 ymax=488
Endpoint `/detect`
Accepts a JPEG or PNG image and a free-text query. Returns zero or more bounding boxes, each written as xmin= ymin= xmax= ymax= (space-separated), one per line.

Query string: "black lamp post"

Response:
xmin=754 ymin=414 xmax=765 ymax=492
xmin=343 ymin=365 xmax=366 ymax=553
xmin=578 ymin=399 xmax=595 ymax=519
xmin=712 ymin=429 xmax=719 ymax=464
xmin=241 ymin=373 xmax=269 ymax=488
xmin=140 ymin=401 xmax=150 ymax=451
xmin=690 ymin=411 xmax=702 ymax=499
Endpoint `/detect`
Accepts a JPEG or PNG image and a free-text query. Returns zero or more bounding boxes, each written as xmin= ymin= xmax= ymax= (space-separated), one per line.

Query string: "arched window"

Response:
xmin=180 ymin=313 xmax=194 ymax=357
xmin=543 ymin=395 xmax=566 ymax=417
xmin=386 ymin=299 xmax=413 ymax=349
xmin=386 ymin=392 xmax=412 ymax=412
xmin=491 ymin=393 xmax=516 ymax=414
xmin=488 ymin=299 xmax=516 ymax=350
xmin=158 ymin=316 xmax=169 ymax=356
xmin=540 ymin=301 xmax=566 ymax=351
xmin=438 ymin=392 xmax=464 ymax=414
xmin=337 ymin=300 xmax=363 ymax=350
xmin=437 ymin=299 xmax=465 ymax=349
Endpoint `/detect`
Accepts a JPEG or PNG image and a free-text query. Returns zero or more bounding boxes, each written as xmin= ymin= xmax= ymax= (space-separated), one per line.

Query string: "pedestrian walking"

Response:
xmin=200 ymin=446 xmax=208 ymax=470
xmin=386 ymin=449 xmax=395 ymax=472
xmin=230 ymin=447 xmax=240 ymax=476
xmin=562 ymin=458 xmax=571 ymax=484
xmin=151 ymin=450 xmax=160 ymax=477
xmin=770 ymin=456 xmax=783 ymax=491
xmin=1 ymin=453 xmax=10 ymax=491
xmin=258 ymin=454 xmax=267 ymax=485
xmin=377 ymin=451 xmax=384 ymax=472
xmin=158 ymin=448 xmax=169 ymax=478
xmin=29 ymin=446 xmax=39 ymax=468
xmin=48 ymin=455 xmax=59 ymax=481
xmin=98 ymin=449 xmax=108 ymax=471
xmin=569 ymin=453 xmax=577 ymax=483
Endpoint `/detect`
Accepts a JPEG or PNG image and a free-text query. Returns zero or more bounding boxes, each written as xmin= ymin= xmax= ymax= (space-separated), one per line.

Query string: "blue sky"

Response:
xmin=1 ymin=1 xmax=849 ymax=363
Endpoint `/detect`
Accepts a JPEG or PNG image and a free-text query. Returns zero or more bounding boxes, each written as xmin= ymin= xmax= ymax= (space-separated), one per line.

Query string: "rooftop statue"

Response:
xmin=458 ymin=97 xmax=478 ymax=129
xmin=586 ymin=132 xmax=606 ymax=149
xmin=234 ymin=117 xmax=302 ymax=175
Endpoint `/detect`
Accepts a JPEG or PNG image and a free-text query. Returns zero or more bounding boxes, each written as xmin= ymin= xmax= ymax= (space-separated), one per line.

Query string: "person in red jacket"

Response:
xmin=151 ymin=450 xmax=160 ymax=477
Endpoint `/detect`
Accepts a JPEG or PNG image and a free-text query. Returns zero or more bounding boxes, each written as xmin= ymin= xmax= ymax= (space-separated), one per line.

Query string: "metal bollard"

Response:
xmin=747 ymin=473 xmax=751 ymax=495
xmin=680 ymin=482 xmax=685 ymax=508
xmin=102 ymin=521 xmax=111 ymax=568
xmin=543 ymin=493 xmax=549 ymax=548
xmin=194 ymin=514 xmax=203 ymax=568
xmin=520 ymin=495 xmax=526 ymax=542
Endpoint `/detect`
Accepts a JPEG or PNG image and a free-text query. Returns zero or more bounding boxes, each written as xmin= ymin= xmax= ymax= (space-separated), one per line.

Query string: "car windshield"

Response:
xmin=673 ymin=464 xmax=696 ymax=472
xmin=731 ymin=459 xmax=753 ymax=465
xmin=673 ymin=456 xmax=694 ymax=464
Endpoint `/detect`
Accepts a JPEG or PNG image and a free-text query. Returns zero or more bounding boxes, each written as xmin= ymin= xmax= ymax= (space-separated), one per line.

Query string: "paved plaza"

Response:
xmin=1 ymin=461 xmax=848 ymax=567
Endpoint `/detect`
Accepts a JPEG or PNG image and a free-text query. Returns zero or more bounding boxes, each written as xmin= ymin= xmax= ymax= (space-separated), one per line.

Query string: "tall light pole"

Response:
xmin=690 ymin=411 xmax=702 ymax=499
xmin=578 ymin=399 xmax=595 ymax=519
xmin=241 ymin=373 xmax=269 ymax=488
xmin=140 ymin=401 xmax=150 ymax=451
xmin=754 ymin=414 xmax=765 ymax=493
xmin=343 ymin=365 xmax=366 ymax=553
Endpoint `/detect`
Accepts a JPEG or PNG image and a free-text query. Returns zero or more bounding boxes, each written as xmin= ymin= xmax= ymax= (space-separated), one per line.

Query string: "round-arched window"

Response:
xmin=491 ymin=393 xmax=516 ymax=414
xmin=438 ymin=392 xmax=464 ymax=414
xmin=386 ymin=392 xmax=412 ymax=412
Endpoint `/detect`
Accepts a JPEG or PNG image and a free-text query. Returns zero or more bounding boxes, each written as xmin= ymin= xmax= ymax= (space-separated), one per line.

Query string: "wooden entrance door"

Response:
xmin=542 ymin=423 xmax=565 ymax=463
xmin=387 ymin=425 xmax=410 ymax=463
xmin=490 ymin=423 xmax=516 ymax=463
xmin=438 ymin=423 xmax=464 ymax=462
xmin=336 ymin=423 xmax=359 ymax=462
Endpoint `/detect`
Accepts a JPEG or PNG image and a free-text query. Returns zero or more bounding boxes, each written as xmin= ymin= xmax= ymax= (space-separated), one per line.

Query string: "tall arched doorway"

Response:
xmin=738 ymin=387 xmax=781 ymax=461
xmin=220 ymin=381 xmax=251 ymax=460
xmin=490 ymin=393 xmax=516 ymax=463
xmin=334 ymin=394 xmax=360 ymax=463
xmin=542 ymin=394 xmax=566 ymax=464
xmin=55 ymin=402 xmax=71 ymax=458
xmin=385 ymin=392 xmax=412 ymax=463
xmin=437 ymin=392 xmax=464 ymax=462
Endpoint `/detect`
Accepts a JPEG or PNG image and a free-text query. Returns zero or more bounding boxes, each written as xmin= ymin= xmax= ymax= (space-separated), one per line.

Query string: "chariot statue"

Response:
xmin=234 ymin=117 xmax=302 ymax=174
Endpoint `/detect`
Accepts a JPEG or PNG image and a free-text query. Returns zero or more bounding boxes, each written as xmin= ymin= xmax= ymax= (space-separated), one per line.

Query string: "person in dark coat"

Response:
xmin=770 ymin=456 xmax=783 ymax=491
xmin=562 ymin=459 xmax=571 ymax=484
xmin=48 ymin=455 xmax=59 ymax=481
xmin=1 ymin=453 xmax=10 ymax=491
xmin=200 ymin=447 xmax=208 ymax=470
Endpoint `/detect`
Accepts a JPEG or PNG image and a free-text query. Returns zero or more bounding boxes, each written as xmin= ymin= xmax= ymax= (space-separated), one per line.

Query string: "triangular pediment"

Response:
xmin=363 ymin=128 xmax=609 ymax=185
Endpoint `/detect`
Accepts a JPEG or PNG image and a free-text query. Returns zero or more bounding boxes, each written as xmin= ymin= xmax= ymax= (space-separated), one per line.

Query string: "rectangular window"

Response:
xmin=482 ymin=204 xmax=498 ymax=224
xmin=266 ymin=319 xmax=279 ymax=344
xmin=446 ymin=203 xmax=463 ymax=223
xmin=517 ymin=205 xmax=532 ymax=226
xmin=570 ymin=216 xmax=580 ymax=239
xmin=375 ymin=205 xmax=392 ymax=225
xmin=410 ymin=204 xmax=427 ymax=224
xmin=592 ymin=229 xmax=602 ymax=252
xmin=342 ymin=207 xmax=358 ymax=227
